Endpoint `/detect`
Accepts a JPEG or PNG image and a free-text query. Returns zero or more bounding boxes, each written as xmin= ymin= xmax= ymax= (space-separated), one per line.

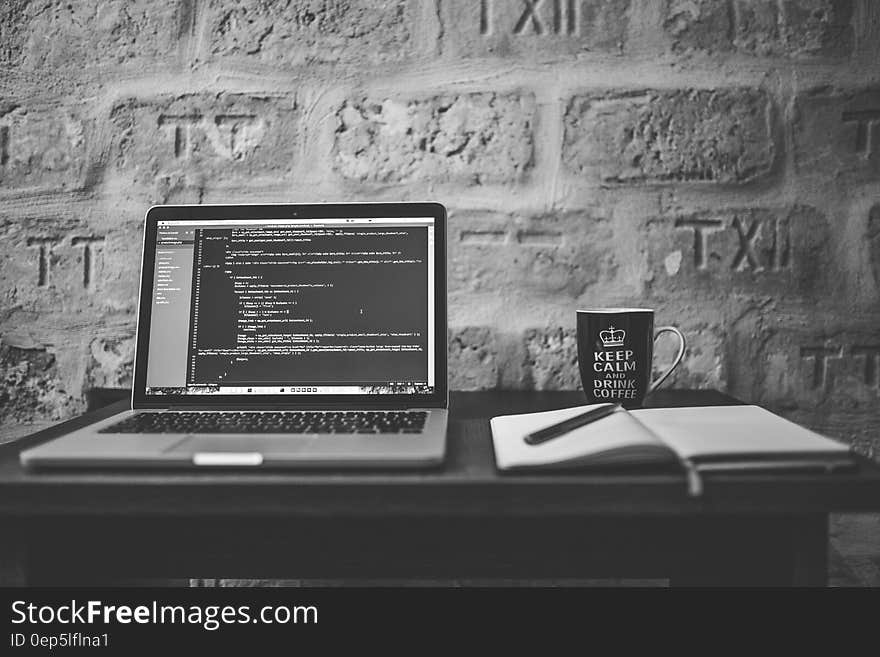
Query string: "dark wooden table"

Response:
xmin=2 ymin=390 xmax=879 ymax=586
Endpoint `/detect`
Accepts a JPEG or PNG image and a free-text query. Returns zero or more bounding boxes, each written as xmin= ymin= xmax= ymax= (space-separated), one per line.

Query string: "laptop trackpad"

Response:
xmin=166 ymin=436 xmax=315 ymax=456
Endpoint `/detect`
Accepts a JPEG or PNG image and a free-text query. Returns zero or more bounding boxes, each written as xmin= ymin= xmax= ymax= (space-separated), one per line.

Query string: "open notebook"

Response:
xmin=490 ymin=405 xmax=854 ymax=496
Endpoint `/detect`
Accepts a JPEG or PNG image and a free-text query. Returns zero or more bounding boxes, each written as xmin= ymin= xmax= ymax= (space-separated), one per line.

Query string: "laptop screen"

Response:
xmin=142 ymin=215 xmax=436 ymax=397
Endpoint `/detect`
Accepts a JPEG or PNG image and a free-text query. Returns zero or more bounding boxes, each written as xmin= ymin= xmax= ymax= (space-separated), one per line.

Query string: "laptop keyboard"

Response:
xmin=98 ymin=411 xmax=429 ymax=435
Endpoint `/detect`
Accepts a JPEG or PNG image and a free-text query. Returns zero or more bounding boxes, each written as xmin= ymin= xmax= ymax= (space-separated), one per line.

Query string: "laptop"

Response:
xmin=21 ymin=203 xmax=448 ymax=469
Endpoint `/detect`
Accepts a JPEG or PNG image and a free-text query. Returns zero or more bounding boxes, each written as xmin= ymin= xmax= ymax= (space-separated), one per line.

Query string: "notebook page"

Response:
xmin=491 ymin=405 xmax=670 ymax=471
xmin=630 ymin=405 xmax=850 ymax=460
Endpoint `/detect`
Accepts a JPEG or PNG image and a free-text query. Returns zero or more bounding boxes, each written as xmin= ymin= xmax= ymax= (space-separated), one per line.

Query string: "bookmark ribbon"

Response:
xmin=682 ymin=458 xmax=703 ymax=497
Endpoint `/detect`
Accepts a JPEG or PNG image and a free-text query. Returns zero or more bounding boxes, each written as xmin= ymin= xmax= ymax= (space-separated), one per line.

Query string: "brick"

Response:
xmin=439 ymin=0 xmax=629 ymax=58
xmin=562 ymin=89 xmax=775 ymax=184
xmin=523 ymin=328 xmax=580 ymax=390
xmin=0 ymin=215 xmax=141 ymax=315
xmin=0 ymin=0 xmax=189 ymax=71
xmin=664 ymin=0 xmax=854 ymax=57
xmin=0 ymin=341 xmax=80 ymax=442
xmin=0 ymin=102 xmax=87 ymax=195
xmin=205 ymin=0 xmax=423 ymax=66
xmin=643 ymin=206 xmax=831 ymax=297
xmin=334 ymin=93 xmax=535 ymax=184
xmin=728 ymin=310 xmax=880 ymax=453
xmin=793 ymin=87 xmax=880 ymax=179
xmin=109 ymin=93 xmax=299 ymax=193
xmin=449 ymin=211 xmax=615 ymax=297
xmin=448 ymin=327 xmax=499 ymax=390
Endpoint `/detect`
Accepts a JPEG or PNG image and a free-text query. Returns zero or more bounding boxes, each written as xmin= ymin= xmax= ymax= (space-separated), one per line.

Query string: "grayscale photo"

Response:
xmin=0 ymin=1 xmax=878 ymax=649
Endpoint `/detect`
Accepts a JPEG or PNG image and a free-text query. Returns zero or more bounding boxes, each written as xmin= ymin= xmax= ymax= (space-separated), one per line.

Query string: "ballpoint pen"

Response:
xmin=524 ymin=403 xmax=621 ymax=445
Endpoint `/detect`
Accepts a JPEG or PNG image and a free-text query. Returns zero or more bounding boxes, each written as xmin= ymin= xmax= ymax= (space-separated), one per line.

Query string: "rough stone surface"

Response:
xmin=86 ymin=336 xmax=136 ymax=390
xmin=562 ymin=89 xmax=775 ymax=184
xmin=439 ymin=0 xmax=629 ymax=58
xmin=109 ymin=93 xmax=299 ymax=201
xmin=655 ymin=319 xmax=726 ymax=390
xmin=793 ymin=87 xmax=880 ymax=180
xmin=449 ymin=211 xmax=616 ymax=298
xmin=643 ymin=206 xmax=831 ymax=298
xmin=334 ymin=93 xmax=535 ymax=184
xmin=664 ymin=0 xmax=733 ymax=54
xmin=0 ymin=102 xmax=88 ymax=196
xmin=664 ymin=0 xmax=855 ymax=57
xmin=205 ymin=0 xmax=422 ymax=66
xmin=448 ymin=327 xmax=499 ymax=390
xmin=0 ymin=341 xmax=79 ymax=442
xmin=0 ymin=0 xmax=188 ymax=71
xmin=523 ymin=328 xmax=581 ymax=390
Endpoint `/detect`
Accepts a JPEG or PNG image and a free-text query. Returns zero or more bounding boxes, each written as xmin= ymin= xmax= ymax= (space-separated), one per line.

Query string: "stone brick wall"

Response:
xmin=1 ymin=0 xmax=879 ymax=453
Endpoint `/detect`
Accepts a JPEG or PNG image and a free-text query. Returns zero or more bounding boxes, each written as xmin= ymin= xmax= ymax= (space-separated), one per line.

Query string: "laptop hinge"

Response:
xmin=147 ymin=401 xmax=446 ymax=411
xmin=132 ymin=391 xmax=448 ymax=411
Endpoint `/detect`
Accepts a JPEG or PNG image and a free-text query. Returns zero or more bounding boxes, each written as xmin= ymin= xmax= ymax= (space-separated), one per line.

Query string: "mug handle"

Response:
xmin=649 ymin=326 xmax=686 ymax=393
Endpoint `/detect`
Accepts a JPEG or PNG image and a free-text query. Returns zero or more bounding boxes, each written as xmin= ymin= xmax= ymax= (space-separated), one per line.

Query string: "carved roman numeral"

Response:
xmin=26 ymin=235 xmax=106 ymax=290
xmin=158 ymin=113 xmax=261 ymax=161
xmin=0 ymin=125 xmax=8 ymax=167
xmin=674 ymin=215 xmax=792 ymax=274
xmin=766 ymin=217 xmax=790 ymax=271
xmin=26 ymin=237 xmax=61 ymax=287
xmin=488 ymin=0 xmax=578 ymax=36
xmin=71 ymin=236 xmax=105 ymax=289
xmin=675 ymin=217 xmax=723 ymax=270
xmin=731 ymin=216 xmax=763 ymax=271
xmin=211 ymin=114 xmax=259 ymax=160
xmin=842 ymin=109 xmax=880 ymax=156
xmin=158 ymin=114 xmax=203 ymax=158
xmin=852 ymin=345 xmax=880 ymax=387
xmin=514 ymin=0 xmax=545 ymax=34
xmin=800 ymin=346 xmax=843 ymax=389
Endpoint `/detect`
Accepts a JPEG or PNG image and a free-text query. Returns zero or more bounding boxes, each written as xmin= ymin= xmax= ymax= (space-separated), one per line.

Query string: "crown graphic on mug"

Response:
xmin=599 ymin=326 xmax=625 ymax=348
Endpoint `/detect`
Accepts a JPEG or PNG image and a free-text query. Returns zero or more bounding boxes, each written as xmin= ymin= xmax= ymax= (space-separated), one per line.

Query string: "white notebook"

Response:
xmin=490 ymin=405 xmax=853 ymax=495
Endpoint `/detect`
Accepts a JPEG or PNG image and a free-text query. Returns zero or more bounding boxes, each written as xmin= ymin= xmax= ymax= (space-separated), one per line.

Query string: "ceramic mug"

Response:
xmin=577 ymin=308 xmax=686 ymax=409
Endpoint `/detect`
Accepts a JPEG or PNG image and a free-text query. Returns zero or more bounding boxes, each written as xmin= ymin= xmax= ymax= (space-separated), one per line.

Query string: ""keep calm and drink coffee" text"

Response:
xmin=593 ymin=349 xmax=637 ymax=399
